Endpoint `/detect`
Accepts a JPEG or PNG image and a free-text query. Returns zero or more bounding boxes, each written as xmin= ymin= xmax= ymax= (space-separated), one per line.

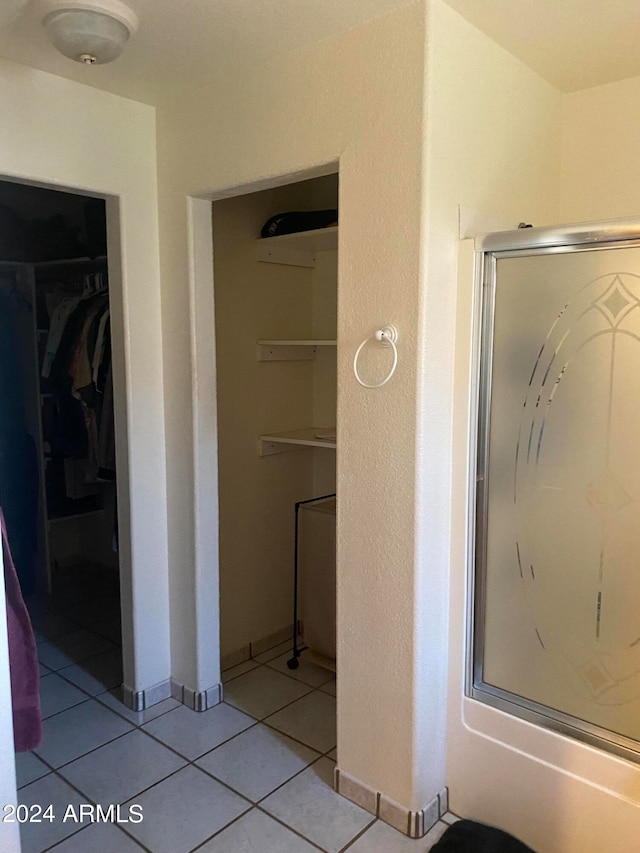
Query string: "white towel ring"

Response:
xmin=353 ymin=325 xmax=398 ymax=388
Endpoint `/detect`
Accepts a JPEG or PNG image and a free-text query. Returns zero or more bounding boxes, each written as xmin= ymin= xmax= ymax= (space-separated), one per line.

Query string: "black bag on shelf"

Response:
xmin=260 ymin=209 xmax=338 ymax=238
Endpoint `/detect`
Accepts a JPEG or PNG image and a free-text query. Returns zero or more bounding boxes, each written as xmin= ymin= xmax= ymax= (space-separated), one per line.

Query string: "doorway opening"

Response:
xmin=0 ymin=178 xmax=133 ymax=784
xmin=211 ymin=171 xmax=339 ymax=714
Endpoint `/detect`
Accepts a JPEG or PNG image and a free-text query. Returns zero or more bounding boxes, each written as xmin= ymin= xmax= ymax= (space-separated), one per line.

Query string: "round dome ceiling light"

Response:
xmin=42 ymin=0 xmax=139 ymax=65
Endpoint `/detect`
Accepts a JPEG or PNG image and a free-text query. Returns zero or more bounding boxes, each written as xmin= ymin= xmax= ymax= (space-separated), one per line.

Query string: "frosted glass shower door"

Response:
xmin=473 ymin=237 xmax=640 ymax=759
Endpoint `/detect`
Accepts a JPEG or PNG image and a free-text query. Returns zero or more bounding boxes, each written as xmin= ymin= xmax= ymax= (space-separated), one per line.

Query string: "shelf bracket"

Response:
xmin=259 ymin=439 xmax=311 ymax=456
xmin=256 ymin=243 xmax=316 ymax=268
xmin=257 ymin=344 xmax=317 ymax=361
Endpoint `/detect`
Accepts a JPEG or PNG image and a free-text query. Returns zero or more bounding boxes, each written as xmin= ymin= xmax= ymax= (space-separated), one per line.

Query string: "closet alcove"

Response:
xmin=0 ymin=180 xmax=124 ymax=709
xmin=213 ymin=173 xmax=338 ymax=683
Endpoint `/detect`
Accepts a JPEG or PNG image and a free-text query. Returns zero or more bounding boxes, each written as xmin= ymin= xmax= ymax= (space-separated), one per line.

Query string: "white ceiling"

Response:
xmin=2 ymin=0 xmax=640 ymax=105
xmin=444 ymin=0 xmax=640 ymax=93
xmin=0 ymin=0 xmax=417 ymax=105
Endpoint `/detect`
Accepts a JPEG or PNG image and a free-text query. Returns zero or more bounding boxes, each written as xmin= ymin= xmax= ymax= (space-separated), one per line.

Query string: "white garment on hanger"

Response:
xmin=41 ymin=295 xmax=82 ymax=378
xmin=92 ymin=308 xmax=110 ymax=385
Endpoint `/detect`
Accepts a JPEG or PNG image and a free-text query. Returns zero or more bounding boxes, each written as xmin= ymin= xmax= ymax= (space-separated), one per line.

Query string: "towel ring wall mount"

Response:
xmin=353 ymin=325 xmax=398 ymax=388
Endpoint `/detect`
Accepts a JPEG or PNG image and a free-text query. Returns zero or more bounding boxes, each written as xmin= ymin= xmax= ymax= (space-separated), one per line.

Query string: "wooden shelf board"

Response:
xmin=257 ymin=339 xmax=336 ymax=346
xmin=259 ymin=427 xmax=337 ymax=456
xmin=256 ymin=226 xmax=337 ymax=267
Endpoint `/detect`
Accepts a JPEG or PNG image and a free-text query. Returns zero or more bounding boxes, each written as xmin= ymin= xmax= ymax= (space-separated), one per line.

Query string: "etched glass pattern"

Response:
xmin=480 ymin=247 xmax=640 ymax=744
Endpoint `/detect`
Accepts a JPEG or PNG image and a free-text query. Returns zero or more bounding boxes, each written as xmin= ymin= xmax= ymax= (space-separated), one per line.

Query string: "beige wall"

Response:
xmin=156 ymin=0 xmax=437 ymax=810
xmin=560 ymin=74 xmax=640 ymax=222
xmin=0 ymin=60 xmax=170 ymax=699
xmin=0 ymin=57 xmax=169 ymax=848
xmin=440 ymin=5 xmax=640 ymax=847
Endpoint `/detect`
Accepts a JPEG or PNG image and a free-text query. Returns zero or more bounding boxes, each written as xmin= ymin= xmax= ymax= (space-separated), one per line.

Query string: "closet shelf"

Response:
xmin=257 ymin=340 xmax=337 ymax=361
xmin=256 ymin=226 xmax=338 ymax=268
xmin=259 ymin=427 xmax=337 ymax=456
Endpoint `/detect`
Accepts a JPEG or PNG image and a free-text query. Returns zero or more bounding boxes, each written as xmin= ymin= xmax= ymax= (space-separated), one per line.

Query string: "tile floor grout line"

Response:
xmin=114 ymin=762 xmax=258 ymax=846
xmin=139 ymin=710 xmax=262 ymax=765
xmin=185 ymin=804 xmax=254 ymax=853
xmin=43 ymin=757 xmax=245 ymax=851
xmin=40 ymin=815 xmax=154 ymax=853
xmin=37 ymin=638 xmax=120 ymax=674
xmin=254 ymin=753 xmax=329 ymax=806
xmin=224 ymin=686 xmax=314 ymax=724
xmin=92 ymin=691 xmax=182 ymax=728
xmin=109 ymin=820 xmax=155 ymax=853
xmin=220 ymin=666 xmax=260 ymax=685
xmin=187 ymin=800 xmax=329 ymax=853
xmin=337 ymin=816 xmax=379 ymax=852
xmin=40 ymin=671 xmax=115 ymax=704
xmin=184 ymin=751 xmax=352 ymax=852
xmin=119 ymin=763 xmax=213 ymax=807
xmin=224 ymin=667 xmax=334 ymax=723
xmin=195 ymin=744 xmax=326 ymax=809
xmin=70 ymin=758 xmax=186 ymax=809
xmin=132 ymin=700 xmax=335 ymax=803
xmin=30 ymin=755 xmax=154 ymax=853
xmin=36 ymin=618 xmax=119 ymax=642
xmin=259 ymin=712 xmax=336 ymax=756
xmin=28 ymin=715 xmax=338 ymax=847
xmin=27 ymin=599 xmax=347 ymax=852
xmin=249 ymin=636 xmax=299 ymax=660
xmin=34 ymin=724 xmax=137 ymax=775
xmin=39 ymin=800 xmax=148 ymax=853
xmin=32 ymin=608 xmax=113 ymax=646
xmin=36 ymin=665 xmax=122 ymax=717
xmin=223 ymin=664 xmax=337 ymax=753
xmin=39 ymin=650 xmax=123 ymax=699
xmin=253 ymin=803 xmax=335 ymax=852
xmin=110 ymin=706 xmax=335 ymax=838
xmin=19 ymin=697 xmax=164 ymax=789
xmin=262 ymin=657 xmax=335 ymax=690
xmin=38 ymin=692 xmax=94 ymax=723
xmin=38 ymin=627 xmax=172 ymax=725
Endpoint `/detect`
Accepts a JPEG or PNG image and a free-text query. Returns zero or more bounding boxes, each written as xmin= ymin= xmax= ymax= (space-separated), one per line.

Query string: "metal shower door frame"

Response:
xmin=468 ymin=216 xmax=640 ymax=765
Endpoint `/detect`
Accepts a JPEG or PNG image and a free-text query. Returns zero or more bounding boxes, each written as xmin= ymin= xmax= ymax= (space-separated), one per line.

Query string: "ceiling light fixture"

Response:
xmin=42 ymin=0 xmax=138 ymax=65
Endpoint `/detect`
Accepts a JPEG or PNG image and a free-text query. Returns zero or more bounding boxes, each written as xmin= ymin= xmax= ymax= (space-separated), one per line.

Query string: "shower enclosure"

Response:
xmin=471 ymin=218 xmax=640 ymax=762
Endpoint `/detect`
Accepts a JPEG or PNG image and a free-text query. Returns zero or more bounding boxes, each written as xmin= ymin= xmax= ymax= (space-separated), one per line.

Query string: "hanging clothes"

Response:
xmin=43 ymin=274 xmax=115 ymax=501
xmin=41 ymin=294 xmax=83 ymax=379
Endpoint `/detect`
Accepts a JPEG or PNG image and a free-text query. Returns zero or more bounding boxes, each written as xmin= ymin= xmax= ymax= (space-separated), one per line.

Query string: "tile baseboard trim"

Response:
xmin=334 ymin=768 xmax=449 ymax=839
xmin=250 ymin=624 xmax=294 ymax=658
xmin=220 ymin=646 xmax=251 ymax=672
xmin=122 ymin=679 xmax=172 ymax=712
xmin=220 ymin=624 xmax=295 ymax=671
xmin=170 ymin=679 xmax=223 ymax=712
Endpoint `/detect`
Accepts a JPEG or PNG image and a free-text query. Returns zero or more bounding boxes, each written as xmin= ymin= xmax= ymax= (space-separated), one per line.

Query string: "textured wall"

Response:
xmin=155 ymin=0 xmax=436 ymax=809
xmin=560 ymin=75 xmax=640 ymax=222
xmin=0 ymin=60 xmax=170 ymax=696
xmin=438 ymin=4 xmax=640 ymax=848
xmin=0 ymin=57 xmax=169 ymax=848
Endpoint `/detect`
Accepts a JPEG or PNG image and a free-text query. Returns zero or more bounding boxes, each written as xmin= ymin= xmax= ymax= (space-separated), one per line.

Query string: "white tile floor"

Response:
xmin=18 ymin=572 xmax=458 ymax=852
